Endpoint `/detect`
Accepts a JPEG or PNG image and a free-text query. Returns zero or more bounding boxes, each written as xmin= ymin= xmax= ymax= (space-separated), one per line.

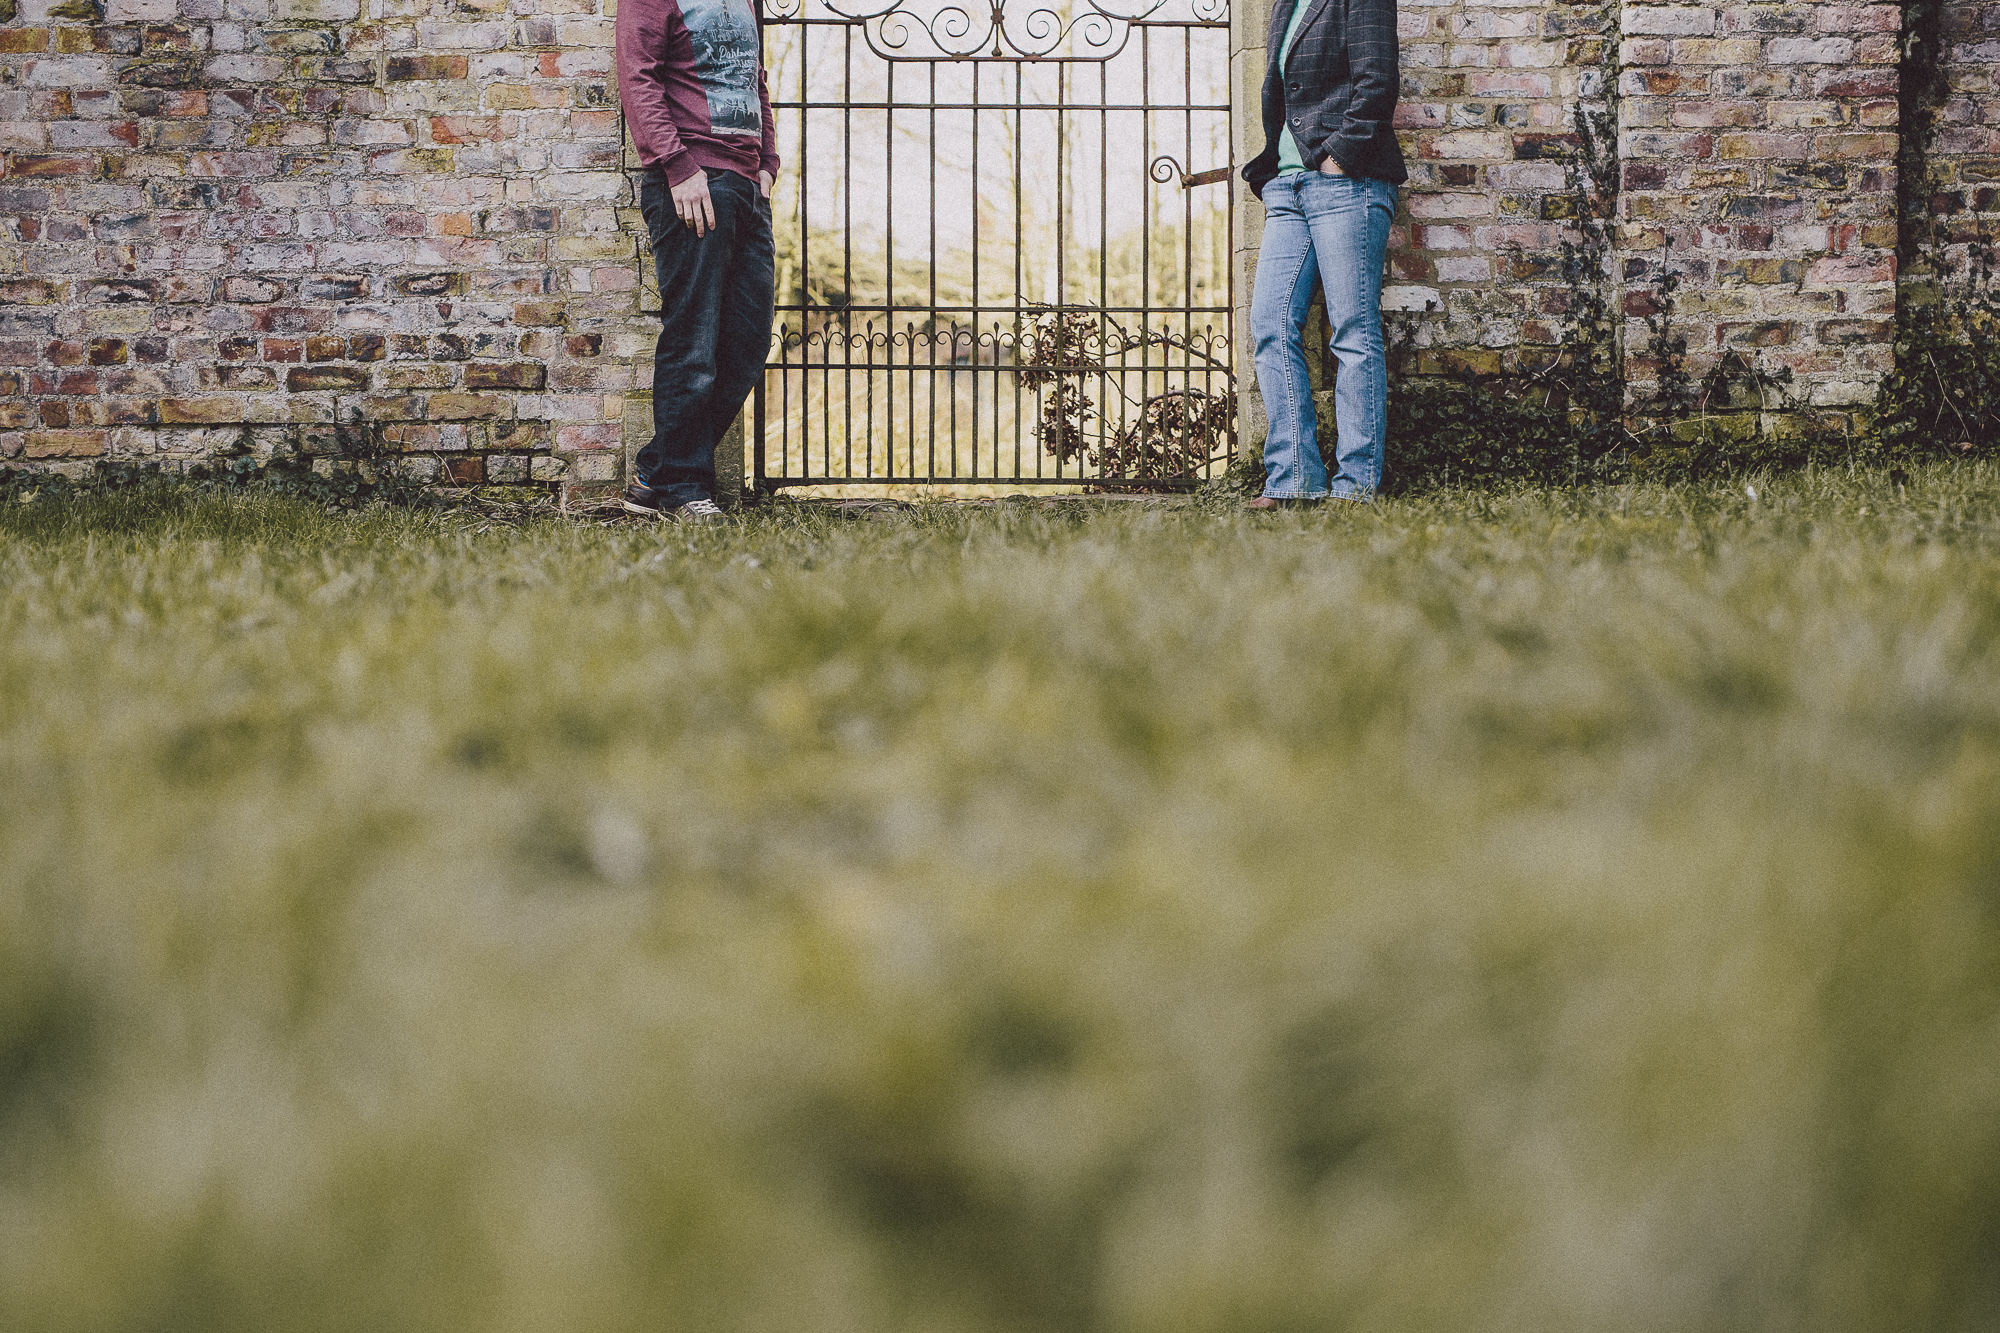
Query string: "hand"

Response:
xmin=1319 ymin=157 xmax=1346 ymax=176
xmin=671 ymin=168 xmax=715 ymax=237
xmin=757 ymin=170 xmax=773 ymax=199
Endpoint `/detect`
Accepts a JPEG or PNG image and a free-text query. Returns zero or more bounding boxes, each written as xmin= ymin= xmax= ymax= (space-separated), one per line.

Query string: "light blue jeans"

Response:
xmin=1249 ymin=172 xmax=1398 ymax=500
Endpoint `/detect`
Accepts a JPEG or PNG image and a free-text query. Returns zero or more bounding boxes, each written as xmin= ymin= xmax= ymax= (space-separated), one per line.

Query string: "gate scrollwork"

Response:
xmin=767 ymin=0 xmax=1207 ymax=62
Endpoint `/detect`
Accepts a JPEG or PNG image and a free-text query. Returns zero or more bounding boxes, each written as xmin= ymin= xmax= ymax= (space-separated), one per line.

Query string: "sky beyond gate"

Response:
xmin=760 ymin=0 xmax=1233 ymax=316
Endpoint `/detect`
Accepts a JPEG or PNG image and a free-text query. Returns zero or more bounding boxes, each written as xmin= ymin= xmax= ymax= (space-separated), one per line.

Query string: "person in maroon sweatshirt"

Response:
xmin=617 ymin=0 xmax=781 ymax=520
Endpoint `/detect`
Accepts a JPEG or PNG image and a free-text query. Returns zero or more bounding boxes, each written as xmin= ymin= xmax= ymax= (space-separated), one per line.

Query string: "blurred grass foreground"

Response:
xmin=4 ymin=469 xmax=2000 ymax=1333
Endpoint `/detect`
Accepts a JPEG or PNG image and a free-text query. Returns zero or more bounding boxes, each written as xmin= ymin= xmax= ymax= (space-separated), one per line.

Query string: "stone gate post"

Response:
xmin=1233 ymin=0 xmax=1276 ymax=464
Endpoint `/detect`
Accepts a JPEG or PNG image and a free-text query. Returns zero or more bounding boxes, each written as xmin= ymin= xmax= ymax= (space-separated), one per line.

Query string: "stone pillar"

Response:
xmin=1233 ymin=0 xmax=1275 ymax=462
xmin=1618 ymin=1 xmax=1900 ymax=428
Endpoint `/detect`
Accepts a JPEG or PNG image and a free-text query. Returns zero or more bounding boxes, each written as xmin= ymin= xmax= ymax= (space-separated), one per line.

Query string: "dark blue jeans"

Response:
xmin=636 ymin=168 xmax=775 ymax=504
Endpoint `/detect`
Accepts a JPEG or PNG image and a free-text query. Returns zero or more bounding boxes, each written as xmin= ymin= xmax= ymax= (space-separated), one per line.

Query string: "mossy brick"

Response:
xmin=512 ymin=300 xmax=566 ymax=326
xmin=381 ymin=423 xmax=449 ymax=450
xmin=82 ymin=278 xmax=159 ymax=304
xmin=159 ymin=398 xmax=245 ymax=424
xmin=485 ymin=83 xmax=568 ymax=110
xmin=383 ymin=365 xmax=452 ymax=390
xmin=1816 ymin=132 xmax=1898 ymax=161
xmin=1772 ymin=163 xmax=1851 ymax=190
xmin=24 ymin=430 xmax=105 ymax=456
xmin=1717 ymin=257 xmax=1806 ymax=284
xmin=287 ymin=365 xmax=370 ymax=391
xmin=57 ymin=26 xmax=138 ymax=53
xmin=254 ymin=29 xmax=342 ymax=55
xmin=1817 ymin=319 xmax=1894 ymax=345
xmin=385 ymin=54 xmax=468 ymax=80
xmin=1717 ymin=320 xmax=1796 ymax=346
xmin=489 ymin=420 xmax=549 ymax=449
xmin=65 ymin=399 xmax=154 ymax=426
xmin=6 ymin=155 xmax=97 ymax=177
xmin=463 ymin=362 xmax=546 ymax=390
xmin=389 ymin=272 xmax=466 ymax=298
xmin=1723 ymin=7 xmax=1810 ymax=36
xmin=1670 ymin=38 xmax=1766 ymax=65
xmin=368 ymin=148 xmax=455 ymax=173
xmin=358 ymin=394 xmax=426 ymax=420
xmin=428 ymin=393 xmax=513 ymax=420
xmin=213 ymin=365 xmax=277 ymax=389
xmin=274 ymin=0 xmax=361 ymax=18
xmin=1720 ymin=194 xmax=1806 ymax=220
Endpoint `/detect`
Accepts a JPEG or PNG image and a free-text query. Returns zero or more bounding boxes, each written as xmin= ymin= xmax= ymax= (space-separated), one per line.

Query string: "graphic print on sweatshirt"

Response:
xmin=681 ymin=0 xmax=762 ymax=136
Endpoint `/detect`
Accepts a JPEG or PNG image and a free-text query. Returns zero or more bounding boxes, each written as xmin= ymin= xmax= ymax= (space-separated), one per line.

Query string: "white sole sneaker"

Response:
xmin=670 ymin=499 xmax=726 ymax=523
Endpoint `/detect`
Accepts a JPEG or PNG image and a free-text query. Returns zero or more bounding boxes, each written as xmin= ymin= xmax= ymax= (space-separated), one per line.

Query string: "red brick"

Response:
xmin=443 ymin=455 xmax=485 ymax=484
xmin=1806 ymin=255 xmax=1895 ymax=285
xmin=429 ymin=115 xmax=504 ymax=144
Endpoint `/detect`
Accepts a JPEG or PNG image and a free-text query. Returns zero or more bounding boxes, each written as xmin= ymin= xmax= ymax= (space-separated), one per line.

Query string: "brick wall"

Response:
xmin=0 ymin=0 xmax=655 ymax=487
xmin=1925 ymin=2 xmax=2000 ymax=278
xmin=1233 ymin=0 xmax=1922 ymax=460
xmin=1617 ymin=0 xmax=1900 ymax=423
xmin=1388 ymin=0 xmax=1612 ymax=377
xmin=0 ymin=0 xmax=1959 ymax=483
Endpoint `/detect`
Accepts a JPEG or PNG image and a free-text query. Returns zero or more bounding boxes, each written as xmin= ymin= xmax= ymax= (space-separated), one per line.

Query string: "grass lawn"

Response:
xmin=4 ymin=466 xmax=1999 ymax=1333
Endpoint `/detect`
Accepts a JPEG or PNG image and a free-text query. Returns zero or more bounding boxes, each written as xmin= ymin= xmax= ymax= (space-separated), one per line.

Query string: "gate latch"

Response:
xmin=1151 ymin=155 xmax=1232 ymax=189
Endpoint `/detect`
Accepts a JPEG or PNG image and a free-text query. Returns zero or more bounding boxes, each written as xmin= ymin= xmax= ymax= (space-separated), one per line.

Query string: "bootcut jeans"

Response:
xmin=636 ymin=167 xmax=776 ymax=505
xmin=1249 ymin=171 xmax=1398 ymax=500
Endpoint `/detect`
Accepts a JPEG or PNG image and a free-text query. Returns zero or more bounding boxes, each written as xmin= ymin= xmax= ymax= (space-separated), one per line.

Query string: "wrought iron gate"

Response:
xmin=753 ymin=0 xmax=1234 ymax=491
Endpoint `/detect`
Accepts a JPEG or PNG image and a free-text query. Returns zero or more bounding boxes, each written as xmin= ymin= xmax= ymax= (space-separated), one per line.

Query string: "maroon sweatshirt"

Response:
xmin=617 ymin=0 xmax=779 ymax=187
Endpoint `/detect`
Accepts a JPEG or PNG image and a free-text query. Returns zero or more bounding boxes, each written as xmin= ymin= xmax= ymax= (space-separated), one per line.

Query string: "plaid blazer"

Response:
xmin=1242 ymin=0 xmax=1406 ymax=196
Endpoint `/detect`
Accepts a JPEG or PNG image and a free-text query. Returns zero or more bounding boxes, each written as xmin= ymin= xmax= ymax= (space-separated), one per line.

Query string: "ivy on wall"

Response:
xmin=1875 ymin=0 xmax=2000 ymax=460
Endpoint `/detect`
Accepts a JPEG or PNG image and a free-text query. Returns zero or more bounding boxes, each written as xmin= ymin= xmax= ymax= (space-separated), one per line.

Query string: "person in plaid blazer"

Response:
xmin=1241 ymin=0 xmax=1406 ymax=507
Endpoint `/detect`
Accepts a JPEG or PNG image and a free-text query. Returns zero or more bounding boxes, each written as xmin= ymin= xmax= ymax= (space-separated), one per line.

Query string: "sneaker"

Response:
xmin=668 ymin=497 xmax=726 ymax=524
xmin=621 ymin=482 xmax=667 ymax=518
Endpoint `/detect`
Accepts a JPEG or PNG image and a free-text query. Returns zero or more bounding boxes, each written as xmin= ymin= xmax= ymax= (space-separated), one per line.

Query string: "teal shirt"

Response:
xmin=1275 ymin=0 xmax=1313 ymax=174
